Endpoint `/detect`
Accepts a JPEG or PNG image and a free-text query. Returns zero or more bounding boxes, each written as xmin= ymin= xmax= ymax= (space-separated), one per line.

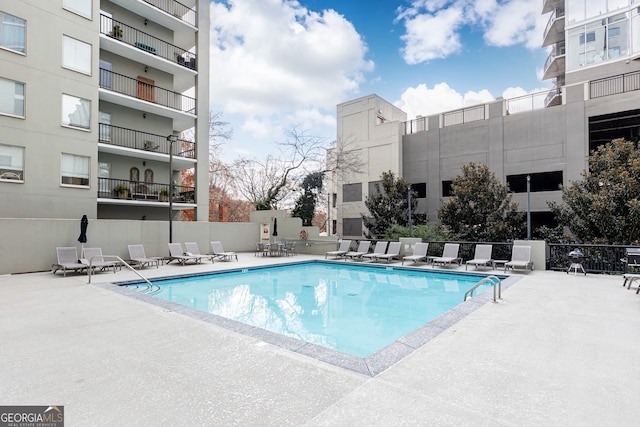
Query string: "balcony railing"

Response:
xmin=543 ymin=5 xmax=565 ymax=44
xmin=98 ymin=177 xmax=195 ymax=203
xmin=403 ymin=116 xmax=428 ymax=135
xmin=99 ymin=68 xmax=196 ymax=114
xmin=506 ymin=90 xmax=551 ymax=114
xmin=99 ymin=123 xmax=195 ymax=159
xmin=443 ymin=104 xmax=485 ymax=127
xmin=544 ymin=40 xmax=565 ymax=74
xmin=143 ymin=0 xmax=197 ymax=27
xmin=590 ymin=70 xmax=640 ymax=99
xmin=100 ymin=15 xmax=196 ymax=70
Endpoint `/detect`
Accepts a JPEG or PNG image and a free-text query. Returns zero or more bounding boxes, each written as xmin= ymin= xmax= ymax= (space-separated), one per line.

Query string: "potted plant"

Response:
xmin=159 ymin=187 xmax=169 ymax=202
xmin=111 ymin=25 xmax=123 ymax=39
xmin=113 ymin=183 xmax=129 ymax=199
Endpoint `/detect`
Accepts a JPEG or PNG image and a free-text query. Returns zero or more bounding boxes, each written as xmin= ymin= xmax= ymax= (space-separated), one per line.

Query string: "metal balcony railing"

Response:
xmin=99 ymin=68 xmax=196 ymax=114
xmin=544 ymin=40 xmax=565 ymax=74
xmin=543 ymin=5 xmax=565 ymax=44
xmin=443 ymin=104 xmax=485 ymax=127
xmin=143 ymin=0 xmax=197 ymax=27
xmin=590 ymin=70 xmax=640 ymax=99
xmin=100 ymin=15 xmax=196 ymax=70
xmin=98 ymin=177 xmax=195 ymax=203
xmin=506 ymin=90 xmax=552 ymax=114
xmin=99 ymin=123 xmax=195 ymax=159
xmin=403 ymin=116 xmax=428 ymax=135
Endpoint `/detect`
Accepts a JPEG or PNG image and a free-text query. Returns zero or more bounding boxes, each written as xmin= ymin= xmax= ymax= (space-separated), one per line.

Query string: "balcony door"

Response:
xmin=136 ymin=76 xmax=155 ymax=103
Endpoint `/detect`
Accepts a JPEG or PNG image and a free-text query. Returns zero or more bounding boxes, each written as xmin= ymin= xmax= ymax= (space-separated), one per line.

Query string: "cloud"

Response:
xmin=210 ymin=0 xmax=374 ymax=138
xmin=396 ymin=0 xmax=546 ymax=64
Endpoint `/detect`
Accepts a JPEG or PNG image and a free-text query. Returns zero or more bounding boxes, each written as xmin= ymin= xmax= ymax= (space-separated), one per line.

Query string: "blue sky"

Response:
xmin=210 ymin=0 xmax=551 ymax=162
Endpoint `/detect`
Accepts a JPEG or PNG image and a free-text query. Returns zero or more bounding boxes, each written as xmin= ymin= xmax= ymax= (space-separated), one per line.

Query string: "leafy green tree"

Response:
xmin=291 ymin=172 xmax=324 ymax=226
xmin=380 ymin=223 xmax=451 ymax=242
xmin=548 ymin=138 xmax=640 ymax=244
xmin=362 ymin=171 xmax=420 ymax=238
xmin=438 ymin=162 xmax=525 ymax=242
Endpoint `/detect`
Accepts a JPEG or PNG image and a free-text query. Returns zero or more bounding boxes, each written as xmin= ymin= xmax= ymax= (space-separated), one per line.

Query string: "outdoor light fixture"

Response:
xmin=167 ymin=134 xmax=178 ymax=243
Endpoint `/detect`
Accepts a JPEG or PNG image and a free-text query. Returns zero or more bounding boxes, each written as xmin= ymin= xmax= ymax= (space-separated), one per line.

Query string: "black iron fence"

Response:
xmin=143 ymin=0 xmax=197 ymax=27
xmin=98 ymin=178 xmax=195 ymax=203
xmin=590 ymin=69 xmax=640 ymax=99
xmin=547 ymin=243 xmax=637 ymax=274
xmin=99 ymin=123 xmax=195 ymax=159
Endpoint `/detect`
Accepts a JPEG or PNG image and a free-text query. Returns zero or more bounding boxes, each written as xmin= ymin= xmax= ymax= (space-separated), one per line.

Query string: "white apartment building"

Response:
xmin=330 ymin=0 xmax=640 ymax=239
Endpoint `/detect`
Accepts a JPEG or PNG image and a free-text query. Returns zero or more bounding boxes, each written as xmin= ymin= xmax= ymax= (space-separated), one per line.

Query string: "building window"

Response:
xmin=343 ymin=183 xmax=362 ymax=202
xmin=63 ymin=35 xmax=91 ymax=75
xmin=0 ymin=12 xmax=26 ymax=54
xmin=61 ymin=153 xmax=89 ymax=186
xmin=332 ymin=193 xmax=337 ymax=208
xmin=130 ymin=167 xmax=139 ymax=182
xmin=368 ymin=180 xmax=383 ymax=196
xmin=144 ymin=169 xmax=153 ymax=182
xmin=0 ymin=144 xmax=24 ymax=182
xmin=0 ymin=77 xmax=25 ymax=117
xmin=63 ymin=0 xmax=92 ymax=19
xmin=411 ymin=183 xmax=427 ymax=198
xmin=506 ymin=171 xmax=563 ymax=193
xmin=62 ymin=94 xmax=91 ymax=129
xmin=343 ymin=218 xmax=362 ymax=236
xmin=442 ymin=180 xmax=453 ymax=197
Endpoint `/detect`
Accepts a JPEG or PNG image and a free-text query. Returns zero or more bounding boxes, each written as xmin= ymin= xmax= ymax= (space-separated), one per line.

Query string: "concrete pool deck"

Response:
xmin=1 ymin=254 xmax=639 ymax=426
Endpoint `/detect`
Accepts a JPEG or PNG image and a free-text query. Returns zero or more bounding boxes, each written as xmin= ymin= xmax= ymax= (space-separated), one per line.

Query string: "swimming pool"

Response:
xmin=110 ymin=261 xmax=515 ymax=375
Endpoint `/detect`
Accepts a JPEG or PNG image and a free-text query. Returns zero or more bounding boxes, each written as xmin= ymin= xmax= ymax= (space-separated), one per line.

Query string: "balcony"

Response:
xmin=544 ymin=88 xmax=562 ymax=107
xmin=542 ymin=0 xmax=563 ymax=15
xmin=543 ymin=41 xmax=565 ymax=80
xmin=109 ymin=0 xmax=197 ymax=30
xmin=542 ymin=5 xmax=565 ymax=47
xmin=98 ymin=178 xmax=195 ymax=207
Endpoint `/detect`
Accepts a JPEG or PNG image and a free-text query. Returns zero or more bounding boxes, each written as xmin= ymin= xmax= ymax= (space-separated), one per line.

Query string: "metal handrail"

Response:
xmin=87 ymin=255 xmax=153 ymax=286
xmin=464 ymin=275 xmax=502 ymax=302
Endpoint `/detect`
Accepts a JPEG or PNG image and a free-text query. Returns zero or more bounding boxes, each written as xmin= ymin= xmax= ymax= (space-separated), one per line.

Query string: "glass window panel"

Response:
xmin=62 ymin=35 xmax=91 ymax=75
xmin=0 ymin=12 xmax=26 ymax=53
xmin=0 ymin=144 xmax=24 ymax=181
xmin=62 ymin=94 xmax=91 ymax=129
xmin=586 ymin=0 xmax=607 ymax=18
xmin=342 ymin=183 xmax=362 ymax=202
xmin=632 ymin=11 xmax=640 ymax=54
xmin=567 ymin=27 xmax=586 ymax=70
xmin=99 ymin=111 xmax=111 ymax=141
xmin=61 ymin=153 xmax=89 ymax=186
xmin=63 ymin=0 xmax=92 ymax=19
xmin=0 ymin=77 xmax=25 ymax=117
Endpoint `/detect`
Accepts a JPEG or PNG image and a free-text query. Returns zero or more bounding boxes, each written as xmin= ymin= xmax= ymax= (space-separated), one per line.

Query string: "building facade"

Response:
xmin=331 ymin=0 xmax=640 ymax=239
xmin=0 ymin=0 xmax=209 ymax=222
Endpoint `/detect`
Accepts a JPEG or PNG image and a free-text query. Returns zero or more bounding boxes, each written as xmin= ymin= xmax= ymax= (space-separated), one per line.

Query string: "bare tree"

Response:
xmin=324 ymin=136 xmax=365 ymax=182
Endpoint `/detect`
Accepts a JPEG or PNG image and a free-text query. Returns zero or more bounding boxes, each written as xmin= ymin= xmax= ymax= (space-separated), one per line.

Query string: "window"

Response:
xmin=98 ymin=111 xmax=111 ymax=141
xmin=506 ymin=171 xmax=563 ymax=193
xmin=0 ymin=144 xmax=24 ymax=181
xmin=61 ymin=153 xmax=89 ymax=186
xmin=586 ymin=32 xmax=596 ymax=43
xmin=144 ymin=169 xmax=153 ymax=183
xmin=368 ymin=180 xmax=382 ymax=196
xmin=130 ymin=167 xmax=139 ymax=181
xmin=609 ymin=26 xmax=621 ymax=38
xmin=343 ymin=218 xmax=362 ymax=236
xmin=62 ymin=94 xmax=91 ymax=129
xmin=442 ymin=180 xmax=453 ymax=197
xmin=63 ymin=0 xmax=92 ymax=19
xmin=411 ymin=183 xmax=427 ymax=198
xmin=98 ymin=161 xmax=110 ymax=197
xmin=332 ymin=193 xmax=337 ymax=208
xmin=343 ymin=183 xmax=362 ymax=202
xmin=0 ymin=77 xmax=24 ymax=117
xmin=0 ymin=12 xmax=26 ymax=54
xmin=63 ymin=35 xmax=91 ymax=75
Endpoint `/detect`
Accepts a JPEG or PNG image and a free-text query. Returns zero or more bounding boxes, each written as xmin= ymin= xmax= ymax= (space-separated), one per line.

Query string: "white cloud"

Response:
xmin=210 ymin=0 xmax=373 ymax=139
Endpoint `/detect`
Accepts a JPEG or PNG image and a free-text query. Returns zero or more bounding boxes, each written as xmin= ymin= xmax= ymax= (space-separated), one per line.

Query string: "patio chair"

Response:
xmin=168 ymin=242 xmax=204 ymax=265
xmin=127 ymin=244 xmax=160 ymax=269
xmin=402 ymin=242 xmax=429 ymax=265
xmin=362 ymin=241 xmax=389 ymax=262
xmin=432 ymin=243 xmax=462 ymax=268
xmin=465 ymin=244 xmax=493 ymax=270
xmin=255 ymin=242 xmax=269 ymax=257
xmin=52 ymin=247 xmax=89 ymax=277
xmin=184 ymin=242 xmax=214 ymax=262
xmin=344 ymin=241 xmax=371 ymax=261
xmin=81 ymin=247 xmax=119 ymax=273
xmin=210 ymin=241 xmax=238 ymax=261
xmin=371 ymin=241 xmax=402 ymax=263
xmin=504 ymin=245 xmax=534 ymax=273
xmin=325 ymin=240 xmax=352 ymax=259
xmin=281 ymin=241 xmax=296 ymax=257
xmin=622 ymin=273 xmax=640 ymax=294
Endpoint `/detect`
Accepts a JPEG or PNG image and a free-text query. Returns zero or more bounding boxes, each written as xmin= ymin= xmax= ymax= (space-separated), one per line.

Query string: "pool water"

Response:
xmin=124 ymin=262 xmax=491 ymax=357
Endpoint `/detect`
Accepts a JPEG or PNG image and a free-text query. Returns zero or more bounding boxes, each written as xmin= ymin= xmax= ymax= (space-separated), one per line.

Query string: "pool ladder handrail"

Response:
xmin=464 ymin=275 xmax=502 ymax=303
xmin=86 ymin=255 xmax=152 ymax=287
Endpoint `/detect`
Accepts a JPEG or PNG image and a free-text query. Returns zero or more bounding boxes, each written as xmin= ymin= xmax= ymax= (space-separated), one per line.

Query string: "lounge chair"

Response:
xmin=432 ymin=243 xmax=462 ymax=268
xmin=370 ymin=241 xmax=402 ymax=263
xmin=168 ymin=242 xmax=204 ymax=265
xmin=402 ymin=242 xmax=429 ymax=265
xmin=465 ymin=244 xmax=493 ymax=270
xmin=362 ymin=241 xmax=389 ymax=262
xmin=184 ymin=242 xmax=214 ymax=262
xmin=622 ymin=273 xmax=640 ymax=293
xmin=210 ymin=241 xmax=238 ymax=261
xmin=52 ymin=247 xmax=89 ymax=277
xmin=504 ymin=245 xmax=534 ymax=273
xmin=81 ymin=247 xmax=118 ymax=273
xmin=325 ymin=240 xmax=352 ymax=259
xmin=127 ymin=244 xmax=160 ymax=269
xmin=344 ymin=241 xmax=371 ymax=261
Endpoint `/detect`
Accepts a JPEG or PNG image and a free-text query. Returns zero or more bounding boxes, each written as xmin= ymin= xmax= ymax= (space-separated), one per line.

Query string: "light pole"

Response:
xmin=167 ymin=134 xmax=178 ymax=243
xmin=527 ymin=175 xmax=531 ymax=240
xmin=408 ymin=187 xmax=412 ymax=237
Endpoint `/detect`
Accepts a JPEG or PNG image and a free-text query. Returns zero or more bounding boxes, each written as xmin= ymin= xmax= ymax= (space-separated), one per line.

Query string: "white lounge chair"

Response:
xmin=362 ymin=241 xmax=389 ymax=262
xmin=281 ymin=241 xmax=296 ymax=256
xmin=168 ymin=242 xmax=204 ymax=265
xmin=622 ymin=273 xmax=640 ymax=293
xmin=371 ymin=241 xmax=402 ymax=263
xmin=465 ymin=244 xmax=493 ymax=270
xmin=184 ymin=242 xmax=214 ymax=262
xmin=81 ymin=247 xmax=118 ymax=273
xmin=127 ymin=244 xmax=160 ymax=269
xmin=344 ymin=241 xmax=371 ymax=261
xmin=52 ymin=247 xmax=89 ymax=277
xmin=325 ymin=240 xmax=352 ymax=259
xmin=210 ymin=241 xmax=238 ymax=261
xmin=432 ymin=243 xmax=462 ymax=268
xmin=402 ymin=242 xmax=429 ymax=265
xmin=504 ymin=245 xmax=534 ymax=273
